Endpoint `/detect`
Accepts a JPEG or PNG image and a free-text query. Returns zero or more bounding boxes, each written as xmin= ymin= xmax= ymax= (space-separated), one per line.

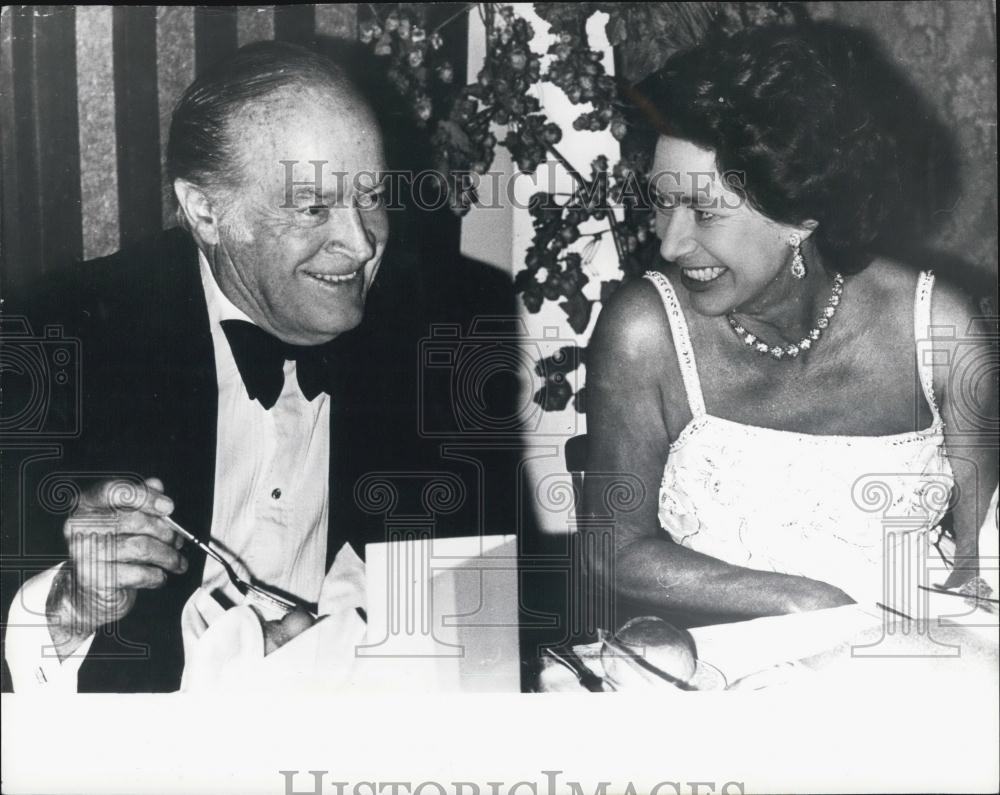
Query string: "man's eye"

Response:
xmin=297 ymin=204 xmax=330 ymax=222
xmin=355 ymin=190 xmax=386 ymax=211
xmin=694 ymin=209 xmax=716 ymax=224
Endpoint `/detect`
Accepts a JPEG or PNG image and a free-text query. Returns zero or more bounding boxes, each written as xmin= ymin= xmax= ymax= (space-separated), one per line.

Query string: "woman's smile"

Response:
xmin=679 ymin=265 xmax=728 ymax=290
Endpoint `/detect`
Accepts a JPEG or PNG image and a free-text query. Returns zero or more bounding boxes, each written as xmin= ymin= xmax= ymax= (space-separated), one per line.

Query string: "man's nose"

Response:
xmin=657 ymin=210 xmax=697 ymax=263
xmin=330 ymin=204 xmax=376 ymax=262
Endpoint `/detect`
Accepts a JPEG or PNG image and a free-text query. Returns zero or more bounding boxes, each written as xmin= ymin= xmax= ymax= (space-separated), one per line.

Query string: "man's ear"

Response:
xmin=174 ymin=179 xmax=221 ymax=245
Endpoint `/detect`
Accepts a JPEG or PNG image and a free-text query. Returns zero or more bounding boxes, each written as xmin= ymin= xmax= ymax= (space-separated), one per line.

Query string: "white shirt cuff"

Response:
xmin=5 ymin=563 xmax=95 ymax=692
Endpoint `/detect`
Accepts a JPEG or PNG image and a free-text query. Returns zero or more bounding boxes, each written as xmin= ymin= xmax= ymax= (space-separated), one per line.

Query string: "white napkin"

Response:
xmin=179 ymin=542 xmax=367 ymax=692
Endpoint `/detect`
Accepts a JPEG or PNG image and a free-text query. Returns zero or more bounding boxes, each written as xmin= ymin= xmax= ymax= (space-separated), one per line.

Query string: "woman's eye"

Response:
xmin=651 ymin=192 xmax=678 ymax=212
xmin=305 ymin=205 xmax=328 ymax=216
xmin=694 ymin=209 xmax=716 ymax=224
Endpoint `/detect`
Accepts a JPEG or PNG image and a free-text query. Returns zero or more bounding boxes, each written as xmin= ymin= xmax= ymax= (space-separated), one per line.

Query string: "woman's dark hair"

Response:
xmin=641 ymin=22 xmax=901 ymax=273
xmin=166 ymin=40 xmax=361 ymax=194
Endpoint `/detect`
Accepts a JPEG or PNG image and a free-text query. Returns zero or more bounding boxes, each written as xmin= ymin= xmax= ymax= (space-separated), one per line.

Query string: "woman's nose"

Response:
xmin=657 ymin=210 xmax=697 ymax=263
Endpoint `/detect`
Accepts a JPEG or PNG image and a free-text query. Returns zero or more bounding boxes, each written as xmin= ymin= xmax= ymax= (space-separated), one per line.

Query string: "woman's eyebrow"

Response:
xmin=649 ymin=183 xmax=685 ymax=200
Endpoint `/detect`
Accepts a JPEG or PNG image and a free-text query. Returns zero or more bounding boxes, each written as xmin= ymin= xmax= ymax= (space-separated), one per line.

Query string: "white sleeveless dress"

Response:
xmin=644 ymin=270 xmax=953 ymax=608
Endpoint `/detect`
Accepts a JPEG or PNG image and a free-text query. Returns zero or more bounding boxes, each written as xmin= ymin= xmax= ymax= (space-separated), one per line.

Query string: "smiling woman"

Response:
xmin=581 ymin=21 xmax=999 ymax=627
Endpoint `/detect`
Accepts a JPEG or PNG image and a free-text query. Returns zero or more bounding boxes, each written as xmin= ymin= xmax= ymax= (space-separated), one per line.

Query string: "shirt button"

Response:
xmin=271 ymin=488 xmax=282 ymax=500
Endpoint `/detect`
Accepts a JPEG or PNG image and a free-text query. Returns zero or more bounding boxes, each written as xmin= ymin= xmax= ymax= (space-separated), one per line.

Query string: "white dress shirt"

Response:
xmin=5 ymin=252 xmax=331 ymax=691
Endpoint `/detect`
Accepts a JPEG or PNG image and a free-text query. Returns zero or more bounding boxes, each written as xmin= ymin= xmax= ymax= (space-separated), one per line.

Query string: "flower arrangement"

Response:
xmin=359 ymin=2 xmax=800 ymax=412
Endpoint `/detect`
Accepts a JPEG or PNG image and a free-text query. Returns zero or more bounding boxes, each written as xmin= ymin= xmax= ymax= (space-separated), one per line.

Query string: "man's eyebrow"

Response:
xmin=291 ymin=186 xmax=343 ymax=203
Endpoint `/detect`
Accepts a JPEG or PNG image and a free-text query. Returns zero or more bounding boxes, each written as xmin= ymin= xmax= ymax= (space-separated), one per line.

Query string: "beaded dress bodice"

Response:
xmin=644 ymin=270 xmax=953 ymax=607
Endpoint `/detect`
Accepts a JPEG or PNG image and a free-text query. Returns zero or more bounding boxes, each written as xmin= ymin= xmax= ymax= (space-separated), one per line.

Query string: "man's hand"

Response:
xmin=46 ymin=477 xmax=187 ymax=660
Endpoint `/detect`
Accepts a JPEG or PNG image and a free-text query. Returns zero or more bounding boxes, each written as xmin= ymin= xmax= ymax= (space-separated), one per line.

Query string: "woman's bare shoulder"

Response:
xmin=862 ymin=256 xmax=983 ymax=326
xmin=856 ymin=256 xmax=920 ymax=295
xmin=590 ymin=275 xmax=676 ymax=368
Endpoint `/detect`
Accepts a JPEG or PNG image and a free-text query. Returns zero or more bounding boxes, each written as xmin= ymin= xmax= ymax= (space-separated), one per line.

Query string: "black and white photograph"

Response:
xmin=1 ymin=3 xmax=997 ymax=793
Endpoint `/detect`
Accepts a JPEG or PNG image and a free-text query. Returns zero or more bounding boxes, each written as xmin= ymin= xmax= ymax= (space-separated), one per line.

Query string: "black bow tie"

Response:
xmin=220 ymin=319 xmax=340 ymax=409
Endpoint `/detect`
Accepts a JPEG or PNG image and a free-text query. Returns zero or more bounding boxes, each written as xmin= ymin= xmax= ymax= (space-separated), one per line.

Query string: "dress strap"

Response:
xmin=643 ymin=271 xmax=707 ymax=419
xmin=913 ymin=270 xmax=943 ymax=425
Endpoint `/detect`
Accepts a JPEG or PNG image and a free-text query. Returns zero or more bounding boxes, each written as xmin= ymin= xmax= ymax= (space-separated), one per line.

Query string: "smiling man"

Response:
xmin=3 ymin=41 xmax=432 ymax=692
xmin=173 ymin=74 xmax=390 ymax=346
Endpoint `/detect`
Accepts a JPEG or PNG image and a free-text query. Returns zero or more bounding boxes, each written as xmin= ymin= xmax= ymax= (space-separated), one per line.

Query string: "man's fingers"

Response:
xmin=115 ymin=535 xmax=188 ymax=574
xmin=79 ymin=477 xmax=174 ymax=517
xmin=115 ymin=564 xmax=170 ymax=590
xmin=140 ymin=477 xmax=174 ymax=516
xmin=67 ymin=510 xmax=180 ymax=548
xmin=67 ymin=536 xmax=179 ymax=591
xmin=116 ymin=513 xmax=181 ymax=547
xmin=80 ymin=478 xmax=146 ymax=511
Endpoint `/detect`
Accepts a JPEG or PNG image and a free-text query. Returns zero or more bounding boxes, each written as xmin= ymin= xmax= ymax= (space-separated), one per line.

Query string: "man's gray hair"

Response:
xmin=166 ymin=40 xmax=364 ymax=217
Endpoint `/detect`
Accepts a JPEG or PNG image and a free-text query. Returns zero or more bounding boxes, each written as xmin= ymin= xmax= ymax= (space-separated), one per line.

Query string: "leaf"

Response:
xmin=534 ymin=345 xmax=584 ymax=377
xmin=533 ymin=380 xmax=574 ymax=412
xmin=513 ymin=268 xmax=538 ymax=294
xmin=522 ymin=284 xmax=544 ymax=313
xmin=559 ymin=292 xmax=593 ymax=335
xmin=557 ymin=267 xmax=589 ymax=299
xmin=435 ymin=119 xmax=476 ymax=157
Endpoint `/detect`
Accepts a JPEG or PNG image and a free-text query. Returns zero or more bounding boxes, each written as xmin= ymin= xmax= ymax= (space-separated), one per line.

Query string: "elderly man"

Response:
xmin=4 ymin=41 xmax=462 ymax=692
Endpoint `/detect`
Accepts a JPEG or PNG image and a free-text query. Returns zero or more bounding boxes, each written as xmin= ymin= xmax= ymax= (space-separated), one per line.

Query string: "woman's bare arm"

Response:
xmin=931 ymin=282 xmax=999 ymax=588
xmin=581 ymin=279 xmax=853 ymax=622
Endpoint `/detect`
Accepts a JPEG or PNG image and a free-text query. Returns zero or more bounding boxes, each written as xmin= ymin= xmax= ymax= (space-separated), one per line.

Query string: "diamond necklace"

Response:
xmin=727 ymin=272 xmax=845 ymax=360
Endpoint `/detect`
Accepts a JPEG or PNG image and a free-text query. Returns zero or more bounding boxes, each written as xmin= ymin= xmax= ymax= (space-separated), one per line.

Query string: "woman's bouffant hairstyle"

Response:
xmin=641 ymin=22 xmax=901 ymax=273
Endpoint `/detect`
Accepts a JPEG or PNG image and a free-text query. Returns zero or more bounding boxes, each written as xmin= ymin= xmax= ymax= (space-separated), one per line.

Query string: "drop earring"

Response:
xmin=789 ymin=233 xmax=806 ymax=279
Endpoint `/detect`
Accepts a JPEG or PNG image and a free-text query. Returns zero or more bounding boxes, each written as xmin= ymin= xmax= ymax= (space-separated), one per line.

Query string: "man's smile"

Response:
xmin=304 ymin=269 xmax=361 ymax=285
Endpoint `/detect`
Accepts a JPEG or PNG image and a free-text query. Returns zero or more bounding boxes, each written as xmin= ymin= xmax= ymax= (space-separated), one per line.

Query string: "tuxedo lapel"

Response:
xmin=76 ymin=229 xmax=219 ymax=692
xmin=325 ymin=326 xmax=365 ymax=570
xmin=156 ymin=230 xmax=218 ymax=576
xmin=322 ymin=247 xmax=423 ymax=569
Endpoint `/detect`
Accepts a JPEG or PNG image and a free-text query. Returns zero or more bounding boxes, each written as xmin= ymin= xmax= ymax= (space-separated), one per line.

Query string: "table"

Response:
xmin=538 ymin=597 xmax=999 ymax=692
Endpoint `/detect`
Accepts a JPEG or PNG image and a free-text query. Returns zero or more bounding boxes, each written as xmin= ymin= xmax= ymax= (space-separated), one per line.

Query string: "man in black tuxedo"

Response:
xmin=3 ymin=41 xmax=473 ymax=692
